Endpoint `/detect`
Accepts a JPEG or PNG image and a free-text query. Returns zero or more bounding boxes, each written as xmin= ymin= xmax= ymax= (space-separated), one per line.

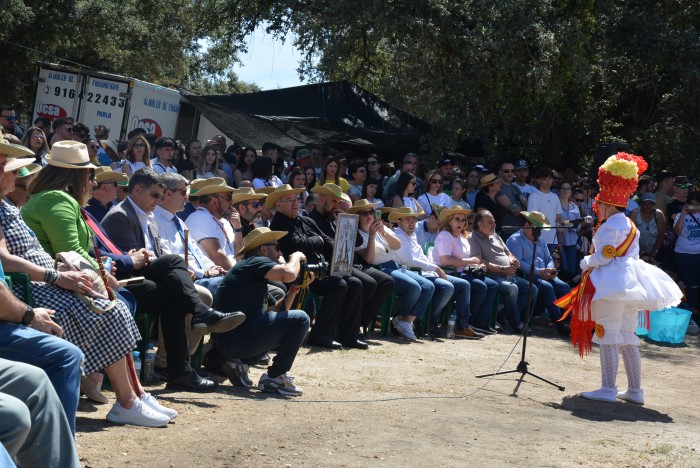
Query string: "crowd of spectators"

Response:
xmin=0 ymin=102 xmax=698 ymax=464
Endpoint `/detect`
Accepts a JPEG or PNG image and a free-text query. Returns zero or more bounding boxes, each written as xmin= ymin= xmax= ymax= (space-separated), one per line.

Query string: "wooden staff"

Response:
xmin=90 ymin=235 xmax=116 ymax=301
xmin=184 ymin=228 xmax=189 ymax=268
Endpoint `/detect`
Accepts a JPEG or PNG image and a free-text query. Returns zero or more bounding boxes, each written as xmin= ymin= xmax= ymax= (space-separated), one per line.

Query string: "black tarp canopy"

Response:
xmin=184 ymin=81 xmax=431 ymax=157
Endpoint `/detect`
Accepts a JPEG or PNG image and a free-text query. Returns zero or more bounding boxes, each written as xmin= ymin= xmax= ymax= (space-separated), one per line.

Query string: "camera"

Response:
xmin=293 ymin=260 xmax=329 ymax=285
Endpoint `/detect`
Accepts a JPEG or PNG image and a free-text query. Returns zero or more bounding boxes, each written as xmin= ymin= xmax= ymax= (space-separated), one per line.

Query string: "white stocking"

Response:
xmin=619 ymin=344 xmax=642 ymax=390
xmin=600 ymin=344 xmax=618 ymax=389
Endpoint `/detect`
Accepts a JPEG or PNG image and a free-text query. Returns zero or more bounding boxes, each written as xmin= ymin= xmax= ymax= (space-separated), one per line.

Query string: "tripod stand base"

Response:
xmin=476 ymin=360 xmax=565 ymax=391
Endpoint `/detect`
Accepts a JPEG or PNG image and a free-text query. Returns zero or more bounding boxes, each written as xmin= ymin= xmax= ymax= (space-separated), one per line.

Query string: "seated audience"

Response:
xmin=86 ymin=166 xmax=127 ymax=222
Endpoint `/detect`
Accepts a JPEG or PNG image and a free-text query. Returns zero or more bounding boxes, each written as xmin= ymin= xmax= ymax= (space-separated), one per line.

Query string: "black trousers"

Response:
xmin=126 ymin=254 xmax=209 ymax=376
xmin=308 ymin=274 xmax=362 ymax=340
xmin=352 ymin=265 xmax=395 ymax=327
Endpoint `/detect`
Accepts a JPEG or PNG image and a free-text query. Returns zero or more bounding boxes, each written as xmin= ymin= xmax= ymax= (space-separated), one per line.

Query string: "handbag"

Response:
xmin=466 ymin=264 xmax=486 ymax=280
xmin=54 ymin=251 xmax=117 ymax=314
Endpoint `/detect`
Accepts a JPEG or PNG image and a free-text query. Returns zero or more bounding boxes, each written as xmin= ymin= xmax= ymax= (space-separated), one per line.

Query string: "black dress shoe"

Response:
xmin=307 ymin=335 xmax=343 ymax=350
xmin=192 ymin=309 xmax=246 ymax=335
xmin=496 ymin=318 xmax=513 ymax=334
xmin=339 ymin=337 xmax=369 ymax=350
xmin=166 ymin=370 xmax=219 ymax=392
xmin=470 ymin=321 xmax=497 ymax=335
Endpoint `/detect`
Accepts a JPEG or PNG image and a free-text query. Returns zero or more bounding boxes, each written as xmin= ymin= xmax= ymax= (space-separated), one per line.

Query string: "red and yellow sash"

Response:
xmin=555 ymin=222 xmax=637 ymax=357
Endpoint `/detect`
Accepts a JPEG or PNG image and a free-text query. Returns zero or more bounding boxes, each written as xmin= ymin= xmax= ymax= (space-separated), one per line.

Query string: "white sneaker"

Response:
xmin=580 ymin=387 xmax=617 ymax=403
xmin=617 ymin=388 xmax=645 ymax=405
xmin=142 ymin=393 xmax=177 ymax=420
xmin=687 ymin=320 xmax=699 ymax=336
xmin=106 ymin=399 xmax=170 ymax=427
xmin=392 ymin=316 xmax=417 ymax=341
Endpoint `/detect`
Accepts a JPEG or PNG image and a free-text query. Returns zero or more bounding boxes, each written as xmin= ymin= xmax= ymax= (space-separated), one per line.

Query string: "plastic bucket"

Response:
xmin=635 ymin=310 xmax=648 ymax=337
xmin=647 ymin=308 xmax=691 ymax=345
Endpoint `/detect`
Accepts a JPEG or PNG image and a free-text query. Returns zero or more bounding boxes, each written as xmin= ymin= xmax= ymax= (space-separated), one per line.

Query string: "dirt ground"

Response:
xmin=76 ymin=326 xmax=700 ymax=467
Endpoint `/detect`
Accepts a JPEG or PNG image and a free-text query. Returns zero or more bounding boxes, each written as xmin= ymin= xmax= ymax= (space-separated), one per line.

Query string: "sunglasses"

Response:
xmin=358 ymin=210 xmax=375 ymax=217
xmin=452 ymin=217 xmax=467 ymax=223
xmin=149 ymin=191 xmax=164 ymax=200
xmin=430 ymin=179 xmax=443 ymax=185
xmin=246 ymin=201 xmax=261 ymax=208
xmin=574 ymin=198 xmax=585 ymax=202
xmin=89 ymin=144 xmax=100 ymax=150
xmin=2 ymin=115 xmax=17 ymax=121
xmin=133 ymin=143 xmax=146 ymax=148
xmin=31 ymin=134 xmax=44 ymax=140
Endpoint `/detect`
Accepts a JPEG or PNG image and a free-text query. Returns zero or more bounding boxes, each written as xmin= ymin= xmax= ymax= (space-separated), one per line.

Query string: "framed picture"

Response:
xmin=331 ymin=213 xmax=358 ymax=277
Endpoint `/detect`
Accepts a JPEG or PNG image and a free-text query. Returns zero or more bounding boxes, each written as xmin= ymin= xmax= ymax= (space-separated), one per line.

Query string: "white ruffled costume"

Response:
xmin=579 ymin=211 xmax=681 ymax=404
xmin=582 ymin=212 xmax=682 ymax=345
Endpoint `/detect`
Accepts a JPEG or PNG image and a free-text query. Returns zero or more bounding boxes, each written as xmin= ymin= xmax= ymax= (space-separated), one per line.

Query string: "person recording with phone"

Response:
xmin=506 ymin=211 xmax=572 ymax=335
xmin=672 ymin=191 xmax=700 ymax=327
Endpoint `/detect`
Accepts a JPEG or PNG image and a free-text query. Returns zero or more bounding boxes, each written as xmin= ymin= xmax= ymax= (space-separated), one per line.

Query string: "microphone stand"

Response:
xmin=476 ymin=225 xmax=572 ymax=391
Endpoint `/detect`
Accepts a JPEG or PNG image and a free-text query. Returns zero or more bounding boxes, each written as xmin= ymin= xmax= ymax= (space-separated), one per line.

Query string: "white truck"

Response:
xmin=32 ymin=62 xmax=181 ymax=139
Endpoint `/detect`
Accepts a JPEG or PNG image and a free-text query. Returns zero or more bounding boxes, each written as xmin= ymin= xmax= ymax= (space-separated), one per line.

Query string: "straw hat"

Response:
xmin=237 ymin=227 xmax=287 ymax=256
xmin=17 ymin=163 xmax=41 ymax=178
xmin=479 ymin=173 xmax=501 ymax=188
xmin=95 ymin=166 xmax=128 ymax=184
xmin=265 ymin=184 xmax=305 ymax=209
xmin=255 ymin=186 xmax=276 ymax=196
xmin=189 ymin=177 xmax=221 ymax=196
xmin=438 ymin=206 xmax=472 ymax=225
xmin=45 ymin=141 xmax=97 ymax=169
xmin=0 ymin=135 xmax=34 ymax=159
xmin=388 ymin=207 xmax=420 ymax=223
xmin=5 ymin=157 xmax=34 ymax=173
xmin=347 ymin=199 xmax=380 ymax=214
xmin=520 ymin=211 xmax=551 ymax=228
xmin=379 ymin=207 xmax=397 ymax=215
xmin=232 ymin=187 xmax=266 ymax=204
xmin=311 ymin=183 xmax=344 ymax=200
xmin=189 ymin=178 xmax=235 ymax=197
xmin=100 ymin=139 xmax=118 ymax=156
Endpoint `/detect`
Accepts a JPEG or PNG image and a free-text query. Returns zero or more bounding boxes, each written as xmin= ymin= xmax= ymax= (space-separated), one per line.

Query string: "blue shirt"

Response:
xmin=505 ymin=229 xmax=554 ymax=277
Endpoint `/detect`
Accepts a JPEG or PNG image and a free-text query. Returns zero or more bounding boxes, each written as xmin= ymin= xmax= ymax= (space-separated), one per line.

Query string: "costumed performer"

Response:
xmin=555 ymin=152 xmax=682 ymax=405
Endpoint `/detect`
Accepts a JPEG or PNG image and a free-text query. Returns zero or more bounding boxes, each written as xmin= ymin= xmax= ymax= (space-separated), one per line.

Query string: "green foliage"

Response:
xmin=0 ymin=0 xmax=253 ymax=111
xmin=222 ymin=0 xmax=700 ymax=173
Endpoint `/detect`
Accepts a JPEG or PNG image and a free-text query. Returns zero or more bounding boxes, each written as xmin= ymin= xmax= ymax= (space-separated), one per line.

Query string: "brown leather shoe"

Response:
xmin=454 ymin=327 xmax=484 ymax=340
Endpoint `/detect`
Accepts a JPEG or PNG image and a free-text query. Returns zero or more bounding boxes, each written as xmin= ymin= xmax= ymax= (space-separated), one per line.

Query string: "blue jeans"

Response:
xmin=379 ymin=262 xmax=434 ymax=319
xmin=426 ymin=275 xmax=471 ymax=328
xmin=0 ymin=322 xmax=82 ymax=435
xmin=195 ymin=275 xmax=224 ymax=297
xmin=532 ymin=276 xmax=571 ymax=321
xmin=213 ymin=310 xmax=309 ymax=378
xmin=491 ymin=275 xmax=536 ymax=327
xmin=675 ymin=252 xmax=700 ymax=311
xmin=460 ymin=274 xmax=499 ymax=324
xmin=560 ymin=244 xmax=578 ymax=277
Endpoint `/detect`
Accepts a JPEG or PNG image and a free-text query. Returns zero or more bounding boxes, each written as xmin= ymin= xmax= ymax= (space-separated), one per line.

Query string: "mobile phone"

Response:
xmin=375 ymin=209 xmax=382 ymax=220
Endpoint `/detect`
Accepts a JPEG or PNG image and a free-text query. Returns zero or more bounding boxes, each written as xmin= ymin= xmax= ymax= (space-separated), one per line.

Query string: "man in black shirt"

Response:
xmin=212 ymin=227 xmax=309 ymax=395
xmin=310 ymin=184 xmax=394 ymax=332
xmin=269 ymin=184 xmax=366 ymax=349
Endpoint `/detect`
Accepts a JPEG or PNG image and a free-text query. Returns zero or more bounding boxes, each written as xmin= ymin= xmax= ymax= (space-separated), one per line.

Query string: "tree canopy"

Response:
xmin=225 ymin=0 xmax=700 ymax=173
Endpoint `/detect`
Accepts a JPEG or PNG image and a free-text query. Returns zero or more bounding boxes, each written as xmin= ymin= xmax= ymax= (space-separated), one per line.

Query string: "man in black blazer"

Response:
xmin=102 ymin=168 xmax=245 ymax=392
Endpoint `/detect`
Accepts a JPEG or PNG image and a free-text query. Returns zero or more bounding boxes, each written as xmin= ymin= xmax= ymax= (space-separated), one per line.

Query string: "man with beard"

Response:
xmin=232 ymin=187 xmax=266 ymax=235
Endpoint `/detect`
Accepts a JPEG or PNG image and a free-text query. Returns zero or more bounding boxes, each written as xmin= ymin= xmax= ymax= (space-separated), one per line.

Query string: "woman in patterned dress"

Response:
xmin=1 ymin=141 xmax=173 ymax=427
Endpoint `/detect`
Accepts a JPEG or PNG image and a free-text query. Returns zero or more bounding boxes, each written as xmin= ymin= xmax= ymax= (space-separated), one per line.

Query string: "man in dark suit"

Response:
xmin=102 ymin=168 xmax=245 ymax=392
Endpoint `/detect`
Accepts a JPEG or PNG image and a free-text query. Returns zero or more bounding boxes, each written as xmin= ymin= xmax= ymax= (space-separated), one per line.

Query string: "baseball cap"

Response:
xmin=437 ymin=158 xmax=453 ymax=168
xmin=514 ymin=159 xmax=529 ymax=169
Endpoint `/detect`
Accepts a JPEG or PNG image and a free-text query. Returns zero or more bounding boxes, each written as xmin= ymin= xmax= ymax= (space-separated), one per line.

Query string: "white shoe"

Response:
xmin=258 ymin=373 xmax=304 ymax=396
xmin=392 ymin=316 xmax=417 ymax=341
xmin=106 ymin=399 xmax=170 ymax=427
xmin=580 ymin=387 xmax=617 ymax=402
xmin=617 ymin=388 xmax=645 ymax=405
xmin=142 ymin=393 xmax=177 ymax=420
xmin=687 ymin=320 xmax=699 ymax=336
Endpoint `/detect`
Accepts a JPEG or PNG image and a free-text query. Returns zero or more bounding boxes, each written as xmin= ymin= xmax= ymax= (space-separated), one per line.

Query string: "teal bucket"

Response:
xmin=646 ymin=308 xmax=691 ymax=345
xmin=635 ymin=310 xmax=648 ymax=337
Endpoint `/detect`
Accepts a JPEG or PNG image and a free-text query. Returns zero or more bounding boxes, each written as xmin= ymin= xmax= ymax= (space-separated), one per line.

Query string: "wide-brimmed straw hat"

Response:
xmin=311 ymin=183 xmax=344 ymax=200
xmin=388 ymin=207 xmax=420 ymax=223
xmin=0 ymin=135 xmax=33 ymax=159
xmin=438 ymin=206 xmax=472 ymax=225
xmin=347 ymin=199 xmax=380 ymax=214
xmin=255 ymin=186 xmax=276 ymax=196
xmin=379 ymin=207 xmax=396 ymax=215
xmin=189 ymin=177 xmax=221 ymax=196
xmin=232 ymin=187 xmax=266 ymax=204
xmin=95 ymin=166 xmax=128 ymax=184
xmin=100 ymin=139 xmax=118 ymax=156
xmin=520 ymin=210 xmax=551 ymax=228
xmin=189 ymin=178 xmax=235 ymax=197
xmin=237 ymin=227 xmax=287 ymax=256
xmin=45 ymin=141 xmax=97 ymax=169
xmin=17 ymin=163 xmax=41 ymax=178
xmin=265 ymin=184 xmax=305 ymax=209
xmin=5 ymin=157 xmax=34 ymax=173
xmin=479 ymin=173 xmax=501 ymax=188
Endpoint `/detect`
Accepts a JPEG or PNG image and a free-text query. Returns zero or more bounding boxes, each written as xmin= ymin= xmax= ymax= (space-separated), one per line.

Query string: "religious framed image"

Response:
xmin=331 ymin=213 xmax=358 ymax=277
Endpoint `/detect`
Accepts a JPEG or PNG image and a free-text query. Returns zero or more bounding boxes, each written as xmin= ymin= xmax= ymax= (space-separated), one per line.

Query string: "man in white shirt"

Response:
xmin=527 ymin=166 xmax=564 ymax=251
xmin=187 ymin=178 xmax=243 ymax=270
xmin=414 ymin=209 xmax=440 ymax=245
xmin=152 ymin=137 xmax=178 ymax=174
xmin=392 ymin=208 xmax=484 ymax=339
xmin=513 ymin=159 xmax=536 ymax=198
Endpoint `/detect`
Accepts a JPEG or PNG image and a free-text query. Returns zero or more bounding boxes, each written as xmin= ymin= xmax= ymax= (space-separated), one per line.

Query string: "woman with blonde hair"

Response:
xmin=432 ymin=206 xmax=499 ymax=334
xmin=116 ymin=135 xmax=151 ymax=176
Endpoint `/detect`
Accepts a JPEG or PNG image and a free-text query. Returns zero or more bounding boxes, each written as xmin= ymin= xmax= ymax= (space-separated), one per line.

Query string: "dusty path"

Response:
xmin=77 ymin=328 xmax=700 ymax=467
